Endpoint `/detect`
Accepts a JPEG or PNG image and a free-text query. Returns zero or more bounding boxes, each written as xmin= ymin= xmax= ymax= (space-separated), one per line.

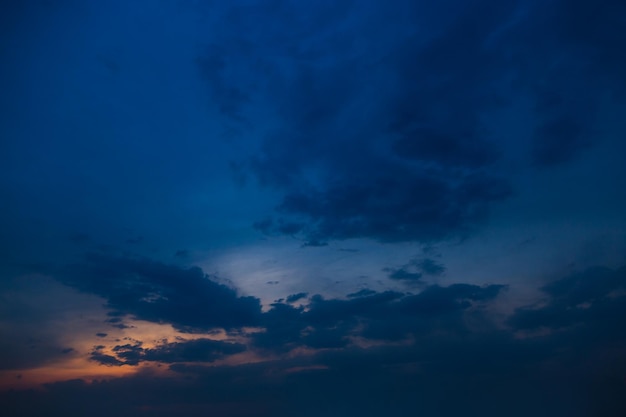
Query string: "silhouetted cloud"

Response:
xmin=399 ymin=283 xmax=505 ymax=315
xmin=89 ymin=352 xmax=125 ymax=367
xmin=285 ymin=292 xmax=308 ymax=303
xmin=252 ymin=282 xmax=506 ymax=351
xmin=89 ymin=339 xmax=246 ymax=366
xmin=143 ymin=339 xmax=247 ymax=363
xmin=508 ymin=266 xmax=626 ymax=332
xmin=58 ymin=254 xmax=263 ymax=332
xmin=3 ymin=266 xmax=626 ymax=416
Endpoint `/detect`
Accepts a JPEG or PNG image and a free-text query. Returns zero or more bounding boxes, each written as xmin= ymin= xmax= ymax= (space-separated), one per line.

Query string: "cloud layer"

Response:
xmin=3 ymin=264 xmax=625 ymax=416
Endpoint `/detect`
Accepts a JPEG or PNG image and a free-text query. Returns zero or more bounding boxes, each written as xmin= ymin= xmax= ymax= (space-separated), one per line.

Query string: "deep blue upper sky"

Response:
xmin=1 ymin=1 xmax=626 ymax=416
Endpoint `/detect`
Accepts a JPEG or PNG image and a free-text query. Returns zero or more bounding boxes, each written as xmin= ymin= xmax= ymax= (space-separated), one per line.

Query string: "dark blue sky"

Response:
xmin=1 ymin=1 xmax=626 ymax=416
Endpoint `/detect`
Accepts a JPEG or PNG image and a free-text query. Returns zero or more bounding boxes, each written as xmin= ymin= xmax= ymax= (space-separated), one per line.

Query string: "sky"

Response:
xmin=1 ymin=0 xmax=625 ymax=415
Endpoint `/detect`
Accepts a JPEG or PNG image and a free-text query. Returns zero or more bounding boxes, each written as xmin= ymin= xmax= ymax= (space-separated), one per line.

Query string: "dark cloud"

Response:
xmin=58 ymin=254 xmax=262 ymax=332
xmin=104 ymin=312 xmax=133 ymax=329
xmin=386 ymin=257 xmax=445 ymax=283
xmin=285 ymin=292 xmax=308 ymax=303
xmin=300 ymin=324 xmax=351 ymax=349
xmin=143 ymin=339 xmax=246 ymax=364
xmin=503 ymin=0 xmax=626 ymax=167
xmin=346 ymin=288 xmax=376 ymax=298
xmin=304 ymin=291 xmax=404 ymax=328
xmin=253 ymin=282 xmax=506 ymax=351
xmin=89 ymin=352 xmax=125 ymax=367
xmin=416 ymin=258 xmax=446 ymax=276
xmin=508 ymin=266 xmax=626 ymax=333
xmin=90 ymin=339 xmax=246 ymax=367
xmin=234 ymin=0 xmax=624 ymax=243
xmin=4 ymin=266 xmax=626 ymax=416
xmin=387 ymin=267 xmax=423 ymax=283
xmin=106 ymin=320 xmax=133 ymax=330
xmin=95 ymin=333 xmax=107 ymax=338
xmin=243 ymin=1 xmax=522 ymax=244
xmin=268 ymin=173 xmax=511 ymax=243
xmin=217 ymin=264 xmax=623 ymax=412
xmin=253 ymin=302 xmax=305 ymax=353
xmin=399 ymin=283 xmax=505 ymax=316
xmin=109 ymin=343 xmax=143 ymax=366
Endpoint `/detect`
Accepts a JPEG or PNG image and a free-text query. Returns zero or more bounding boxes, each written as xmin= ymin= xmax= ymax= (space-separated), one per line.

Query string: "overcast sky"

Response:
xmin=1 ymin=1 xmax=626 ymax=416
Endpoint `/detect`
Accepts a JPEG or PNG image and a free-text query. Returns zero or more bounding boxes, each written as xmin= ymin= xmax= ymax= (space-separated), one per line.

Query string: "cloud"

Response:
xmin=4 ymin=266 xmax=626 ymax=416
xmin=398 ymin=283 xmax=505 ymax=315
xmin=219 ymin=0 xmax=625 ymax=244
xmin=508 ymin=265 xmax=626 ymax=333
xmin=285 ymin=292 xmax=308 ymax=303
xmin=267 ymin=173 xmax=511 ymax=243
xmin=89 ymin=352 xmax=125 ymax=367
xmin=386 ymin=257 xmax=445 ymax=283
xmin=58 ymin=254 xmax=263 ymax=332
xmin=416 ymin=258 xmax=446 ymax=276
xmin=253 ymin=302 xmax=305 ymax=353
xmin=387 ymin=268 xmax=423 ymax=282
xmin=253 ymin=281 xmax=506 ymax=351
xmin=143 ymin=339 xmax=246 ymax=363
xmin=89 ymin=339 xmax=246 ymax=367
xmin=346 ymin=289 xmax=376 ymax=298
xmin=242 ymin=1 xmax=523 ymax=244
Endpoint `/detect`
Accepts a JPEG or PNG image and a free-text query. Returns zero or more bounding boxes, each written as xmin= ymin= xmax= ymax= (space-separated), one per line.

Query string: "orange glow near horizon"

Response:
xmin=0 ymin=316 xmax=267 ymax=390
xmin=0 ymin=356 xmax=142 ymax=390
